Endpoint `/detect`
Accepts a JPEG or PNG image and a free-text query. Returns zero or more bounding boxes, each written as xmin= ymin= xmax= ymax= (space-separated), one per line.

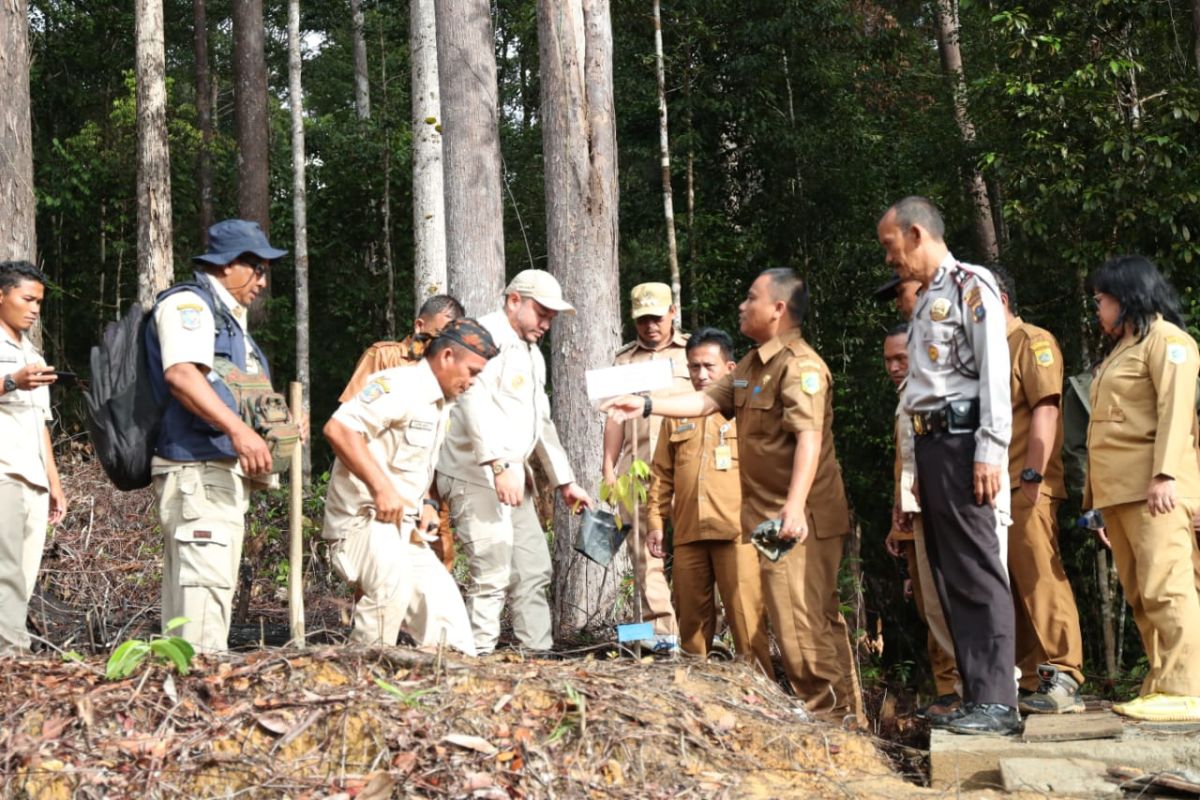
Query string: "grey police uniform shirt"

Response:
xmin=902 ymin=253 xmax=1012 ymax=468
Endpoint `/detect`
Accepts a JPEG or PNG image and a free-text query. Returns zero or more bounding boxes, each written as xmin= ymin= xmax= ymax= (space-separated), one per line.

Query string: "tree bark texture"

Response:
xmin=350 ymin=0 xmax=370 ymax=121
xmin=233 ymin=0 xmax=270 ymax=233
xmin=411 ymin=0 xmax=448 ymax=311
xmin=434 ymin=0 xmax=505 ymax=317
xmin=933 ymin=0 xmax=999 ymax=263
xmin=1194 ymin=0 xmax=1200 ymax=81
xmin=135 ymin=0 xmax=174 ymax=309
xmin=538 ymin=0 xmax=624 ymax=637
xmin=193 ymin=0 xmax=214 ymax=241
xmin=288 ymin=0 xmax=311 ymax=473
xmin=0 ymin=0 xmax=36 ymax=264
xmin=652 ymin=0 xmax=682 ymax=327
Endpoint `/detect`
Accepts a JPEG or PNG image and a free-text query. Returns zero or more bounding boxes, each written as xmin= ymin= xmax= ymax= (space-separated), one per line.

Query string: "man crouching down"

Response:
xmin=322 ymin=319 xmax=499 ymax=654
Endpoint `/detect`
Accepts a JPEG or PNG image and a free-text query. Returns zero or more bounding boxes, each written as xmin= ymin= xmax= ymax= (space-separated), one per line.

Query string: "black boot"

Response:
xmin=946 ymin=703 xmax=1022 ymax=736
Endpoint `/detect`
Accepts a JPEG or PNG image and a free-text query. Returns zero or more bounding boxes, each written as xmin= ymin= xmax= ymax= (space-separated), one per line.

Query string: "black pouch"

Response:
xmin=573 ymin=507 xmax=630 ymax=567
xmin=946 ymin=398 xmax=980 ymax=433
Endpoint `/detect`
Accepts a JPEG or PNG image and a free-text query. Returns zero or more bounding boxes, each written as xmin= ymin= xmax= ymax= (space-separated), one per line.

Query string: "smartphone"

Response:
xmin=49 ymin=369 xmax=79 ymax=386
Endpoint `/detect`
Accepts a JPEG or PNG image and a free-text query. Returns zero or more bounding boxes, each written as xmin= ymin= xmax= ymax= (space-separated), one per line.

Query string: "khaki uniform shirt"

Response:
xmin=613 ymin=332 xmax=692 ymax=469
xmin=647 ymin=414 xmax=742 ymax=544
xmin=1085 ymin=316 xmax=1200 ymax=508
xmin=150 ymin=273 xmax=272 ymax=484
xmin=1007 ymin=317 xmax=1067 ymax=499
xmin=0 ymin=329 xmax=52 ymax=490
xmin=339 ymin=336 xmax=425 ymax=403
xmin=438 ymin=310 xmax=574 ymax=489
xmin=705 ymin=329 xmax=851 ymax=538
xmin=323 ymin=359 xmax=449 ymax=539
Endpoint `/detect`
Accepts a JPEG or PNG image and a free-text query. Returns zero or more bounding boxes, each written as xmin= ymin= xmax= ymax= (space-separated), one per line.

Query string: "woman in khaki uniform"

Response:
xmin=1085 ymin=255 xmax=1200 ymax=722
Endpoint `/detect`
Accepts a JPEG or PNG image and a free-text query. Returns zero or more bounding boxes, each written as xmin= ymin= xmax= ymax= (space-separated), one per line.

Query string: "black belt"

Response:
xmin=911 ymin=398 xmax=980 ymax=436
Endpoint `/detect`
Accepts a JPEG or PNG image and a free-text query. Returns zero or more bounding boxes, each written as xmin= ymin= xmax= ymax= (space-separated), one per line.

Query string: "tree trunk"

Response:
xmin=193 ymin=0 xmax=215 ymax=241
xmin=652 ymin=0 xmax=682 ymax=326
xmin=135 ymin=0 xmax=174 ymax=309
xmin=538 ymin=0 xmax=623 ymax=637
xmin=288 ymin=0 xmax=311 ymax=474
xmin=379 ymin=27 xmax=395 ymax=339
xmin=1194 ymin=0 xmax=1200 ymax=81
xmin=350 ymin=0 xmax=370 ymax=121
xmin=933 ymin=0 xmax=999 ymax=263
xmin=0 ymin=0 xmax=36 ymax=265
xmin=233 ymin=0 xmax=270 ymax=233
xmin=411 ymin=0 xmax=448 ymax=311
xmin=434 ymin=0 xmax=505 ymax=317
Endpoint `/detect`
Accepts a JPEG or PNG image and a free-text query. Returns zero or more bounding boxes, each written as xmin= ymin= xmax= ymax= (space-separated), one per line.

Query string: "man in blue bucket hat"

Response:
xmin=145 ymin=219 xmax=291 ymax=653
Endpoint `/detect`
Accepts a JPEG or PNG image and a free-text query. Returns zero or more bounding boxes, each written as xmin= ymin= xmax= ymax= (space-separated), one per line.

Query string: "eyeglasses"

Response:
xmin=240 ymin=256 xmax=270 ymax=277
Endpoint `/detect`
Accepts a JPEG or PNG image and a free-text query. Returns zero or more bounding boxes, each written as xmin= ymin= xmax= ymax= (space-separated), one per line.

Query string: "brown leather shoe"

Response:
xmin=916 ymin=692 xmax=961 ymax=720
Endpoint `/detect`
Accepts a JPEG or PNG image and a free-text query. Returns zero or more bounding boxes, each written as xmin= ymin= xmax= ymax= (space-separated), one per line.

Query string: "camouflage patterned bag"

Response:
xmin=212 ymin=357 xmax=299 ymax=473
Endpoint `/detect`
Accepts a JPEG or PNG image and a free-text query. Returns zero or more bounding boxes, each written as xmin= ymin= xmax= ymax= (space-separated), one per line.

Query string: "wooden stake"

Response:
xmin=288 ymin=380 xmax=306 ymax=648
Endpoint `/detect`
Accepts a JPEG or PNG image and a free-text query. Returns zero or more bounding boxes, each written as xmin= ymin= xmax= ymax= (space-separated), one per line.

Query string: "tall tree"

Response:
xmin=652 ymin=0 xmax=682 ymax=324
xmin=1193 ymin=0 xmax=1200 ymax=80
xmin=232 ymin=0 xmax=270 ymax=233
xmin=434 ymin=0 xmax=505 ymax=317
xmin=135 ymin=0 xmax=173 ymax=308
xmin=193 ymin=0 xmax=214 ymax=241
xmin=0 ymin=0 xmax=35 ymax=264
xmin=288 ymin=0 xmax=311 ymax=471
xmin=350 ymin=0 xmax=370 ymax=120
xmin=538 ymin=0 xmax=623 ymax=636
xmin=933 ymin=0 xmax=999 ymax=263
xmin=411 ymin=0 xmax=447 ymax=309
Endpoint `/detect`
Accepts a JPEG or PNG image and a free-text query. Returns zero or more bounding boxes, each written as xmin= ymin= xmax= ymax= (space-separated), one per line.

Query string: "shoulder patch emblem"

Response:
xmin=1031 ymin=340 xmax=1054 ymax=367
xmin=358 ymin=378 xmax=389 ymax=405
xmin=965 ymin=287 xmax=985 ymax=322
xmin=177 ymin=303 xmax=204 ymax=331
xmin=800 ymin=371 xmax=821 ymax=395
xmin=930 ymin=298 xmax=951 ymax=322
xmin=1167 ymin=340 xmax=1188 ymax=365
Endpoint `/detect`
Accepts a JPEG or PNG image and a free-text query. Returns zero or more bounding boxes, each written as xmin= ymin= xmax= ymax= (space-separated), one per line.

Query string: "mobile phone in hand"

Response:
xmin=49 ymin=369 xmax=78 ymax=386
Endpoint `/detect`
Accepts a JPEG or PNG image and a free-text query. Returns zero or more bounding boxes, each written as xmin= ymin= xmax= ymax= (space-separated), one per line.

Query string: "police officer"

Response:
xmin=877 ymin=196 xmax=1019 ymax=735
xmin=437 ymin=270 xmax=593 ymax=654
xmin=990 ymin=266 xmax=1086 ymax=714
xmin=881 ymin=323 xmax=960 ymax=716
xmin=1086 ymin=256 xmax=1200 ymax=722
xmin=602 ymin=282 xmax=692 ymax=650
xmin=0 ymin=261 xmax=67 ymax=653
xmin=323 ymin=319 xmax=498 ymax=654
xmin=339 ymin=294 xmax=466 ymax=570
xmin=646 ymin=327 xmax=772 ymax=675
xmin=146 ymin=219 xmax=288 ymax=653
xmin=604 ymin=268 xmax=863 ymax=723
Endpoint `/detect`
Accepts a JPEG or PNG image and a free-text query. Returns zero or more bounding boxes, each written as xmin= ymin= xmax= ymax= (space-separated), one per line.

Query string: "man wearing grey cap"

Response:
xmin=437 ymin=269 xmax=593 ymax=654
xmin=145 ymin=219 xmax=291 ymax=653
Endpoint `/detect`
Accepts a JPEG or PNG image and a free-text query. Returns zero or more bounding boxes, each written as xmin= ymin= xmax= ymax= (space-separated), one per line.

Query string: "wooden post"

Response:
xmin=288 ymin=380 xmax=306 ymax=648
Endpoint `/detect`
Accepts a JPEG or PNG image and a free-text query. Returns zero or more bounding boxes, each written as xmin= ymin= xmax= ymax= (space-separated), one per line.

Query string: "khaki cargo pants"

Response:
xmin=329 ymin=516 xmax=475 ymax=656
xmin=0 ymin=478 xmax=49 ymax=652
xmin=154 ymin=464 xmax=250 ymax=654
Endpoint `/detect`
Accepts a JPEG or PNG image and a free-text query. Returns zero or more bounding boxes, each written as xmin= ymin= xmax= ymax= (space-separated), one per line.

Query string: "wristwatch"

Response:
xmin=1020 ymin=468 xmax=1044 ymax=484
xmin=642 ymin=395 xmax=653 ymax=418
xmin=490 ymin=461 xmax=511 ymax=476
xmin=422 ymin=497 xmax=441 ymax=513
xmin=2 ymin=374 xmax=16 ymax=395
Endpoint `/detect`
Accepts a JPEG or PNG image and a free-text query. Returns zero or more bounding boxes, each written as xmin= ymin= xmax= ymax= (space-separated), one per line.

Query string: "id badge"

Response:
xmin=714 ymin=445 xmax=732 ymax=471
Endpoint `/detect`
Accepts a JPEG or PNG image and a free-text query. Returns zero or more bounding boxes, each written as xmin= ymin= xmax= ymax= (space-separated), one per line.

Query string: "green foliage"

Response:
xmin=599 ymin=458 xmax=651 ymax=529
xmin=374 ymin=678 xmax=435 ymax=707
xmin=105 ymin=617 xmax=196 ymax=680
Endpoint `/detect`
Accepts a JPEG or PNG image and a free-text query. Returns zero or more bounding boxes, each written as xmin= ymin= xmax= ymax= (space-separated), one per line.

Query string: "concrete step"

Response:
xmin=930 ymin=711 xmax=1200 ymax=793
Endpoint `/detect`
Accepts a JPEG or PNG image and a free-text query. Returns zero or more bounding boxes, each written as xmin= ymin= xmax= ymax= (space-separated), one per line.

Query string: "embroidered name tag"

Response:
xmin=733 ymin=379 xmax=749 ymax=388
xmin=409 ymin=420 xmax=435 ymax=431
xmin=676 ymin=422 xmax=695 ymax=432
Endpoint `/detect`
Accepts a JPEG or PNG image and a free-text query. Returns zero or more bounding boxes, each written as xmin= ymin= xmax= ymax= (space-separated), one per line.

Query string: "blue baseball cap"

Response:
xmin=194 ymin=219 xmax=288 ymax=266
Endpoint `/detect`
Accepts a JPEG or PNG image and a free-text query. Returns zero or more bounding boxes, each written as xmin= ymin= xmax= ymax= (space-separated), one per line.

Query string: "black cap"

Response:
xmin=871 ymin=273 xmax=901 ymax=303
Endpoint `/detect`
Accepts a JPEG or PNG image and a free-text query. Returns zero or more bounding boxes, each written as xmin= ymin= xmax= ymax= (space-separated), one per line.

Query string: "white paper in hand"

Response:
xmin=586 ymin=359 xmax=675 ymax=405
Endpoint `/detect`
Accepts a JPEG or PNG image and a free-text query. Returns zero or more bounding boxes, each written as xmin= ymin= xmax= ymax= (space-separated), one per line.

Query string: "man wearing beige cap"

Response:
xmin=438 ymin=269 xmax=593 ymax=654
xmin=602 ymin=282 xmax=692 ymax=650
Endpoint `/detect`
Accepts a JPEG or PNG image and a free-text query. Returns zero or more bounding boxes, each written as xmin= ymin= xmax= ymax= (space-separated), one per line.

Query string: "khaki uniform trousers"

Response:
xmin=439 ymin=474 xmax=553 ymax=653
xmin=330 ymin=518 xmax=475 ymax=656
xmin=630 ymin=504 xmax=678 ymax=636
xmin=760 ymin=518 xmax=863 ymax=721
xmin=1103 ymin=498 xmax=1200 ymax=696
xmin=1008 ymin=492 xmax=1085 ymax=689
xmin=154 ymin=464 xmax=250 ymax=654
xmin=672 ymin=538 xmax=772 ymax=677
xmin=0 ymin=478 xmax=49 ymax=651
xmin=905 ymin=523 xmax=958 ymax=696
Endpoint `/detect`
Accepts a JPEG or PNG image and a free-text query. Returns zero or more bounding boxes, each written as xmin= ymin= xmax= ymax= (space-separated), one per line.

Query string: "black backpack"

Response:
xmin=85 ymin=302 xmax=164 ymax=491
